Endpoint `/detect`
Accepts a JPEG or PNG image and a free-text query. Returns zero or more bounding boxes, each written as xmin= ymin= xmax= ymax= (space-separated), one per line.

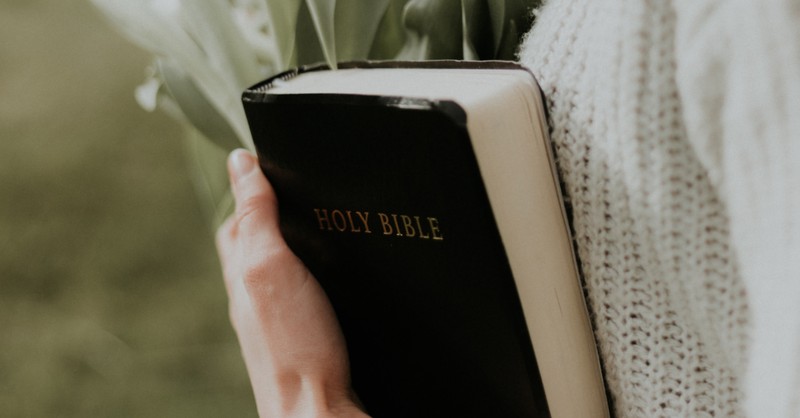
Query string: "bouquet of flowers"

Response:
xmin=91 ymin=0 xmax=539 ymax=224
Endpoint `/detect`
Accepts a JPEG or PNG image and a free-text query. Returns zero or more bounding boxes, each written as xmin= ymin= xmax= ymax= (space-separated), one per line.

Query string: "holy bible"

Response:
xmin=241 ymin=61 xmax=609 ymax=418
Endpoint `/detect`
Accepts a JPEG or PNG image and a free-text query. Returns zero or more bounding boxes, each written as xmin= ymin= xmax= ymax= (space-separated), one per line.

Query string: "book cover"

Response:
xmin=242 ymin=61 xmax=607 ymax=418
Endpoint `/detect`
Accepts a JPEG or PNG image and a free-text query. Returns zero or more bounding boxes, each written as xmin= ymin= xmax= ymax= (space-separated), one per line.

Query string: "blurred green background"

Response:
xmin=0 ymin=1 xmax=256 ymax=416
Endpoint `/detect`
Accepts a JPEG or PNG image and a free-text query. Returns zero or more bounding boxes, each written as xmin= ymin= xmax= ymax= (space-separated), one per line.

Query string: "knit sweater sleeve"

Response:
xmin=674 ymin=1 xmax=800 ymax=416
xmin=520 ymin=0 xmax=799 ymax=416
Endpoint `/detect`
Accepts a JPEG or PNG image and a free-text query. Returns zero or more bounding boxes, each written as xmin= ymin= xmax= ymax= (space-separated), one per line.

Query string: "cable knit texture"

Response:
xmin=520 ymin=1 xmax=800 ymax=417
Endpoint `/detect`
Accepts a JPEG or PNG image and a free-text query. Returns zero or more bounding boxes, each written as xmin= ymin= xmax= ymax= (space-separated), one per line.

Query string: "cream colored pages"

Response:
xmin=464 ymin=78 xmax=609 ymax=418
xmin=267 ymin=68 xmax=525 ymax=106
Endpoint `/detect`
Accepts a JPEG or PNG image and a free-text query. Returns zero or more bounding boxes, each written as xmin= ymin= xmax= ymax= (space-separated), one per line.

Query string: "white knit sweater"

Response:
xmin=519 ymin=1 xmax=800 ymax=417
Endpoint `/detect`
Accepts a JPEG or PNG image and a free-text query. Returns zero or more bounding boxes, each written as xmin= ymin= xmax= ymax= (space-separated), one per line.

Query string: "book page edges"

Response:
xmin=464 ymin=78 xmax=609 ymax=418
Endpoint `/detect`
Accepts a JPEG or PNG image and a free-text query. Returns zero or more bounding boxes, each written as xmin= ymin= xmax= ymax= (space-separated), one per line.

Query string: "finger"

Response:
xmin=227 ymin=149 xmax=283 ymax=248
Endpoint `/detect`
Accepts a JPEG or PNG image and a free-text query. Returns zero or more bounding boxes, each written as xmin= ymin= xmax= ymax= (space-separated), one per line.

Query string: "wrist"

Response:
xmin=255 ymin=372 xmax=369 ymax=418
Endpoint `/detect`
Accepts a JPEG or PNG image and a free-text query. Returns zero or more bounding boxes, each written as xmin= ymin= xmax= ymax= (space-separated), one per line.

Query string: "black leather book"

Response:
xmin=242 ymin=61 xmax=608 ymax=418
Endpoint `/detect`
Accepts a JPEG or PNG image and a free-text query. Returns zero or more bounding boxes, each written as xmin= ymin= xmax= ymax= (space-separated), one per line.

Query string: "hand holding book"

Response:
xmin=216 ymin=149 xmax=368 ymax=418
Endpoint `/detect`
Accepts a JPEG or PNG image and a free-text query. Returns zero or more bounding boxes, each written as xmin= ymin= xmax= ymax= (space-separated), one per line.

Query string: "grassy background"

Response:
xmin=0 ymin=1 xmax=256 ymax=416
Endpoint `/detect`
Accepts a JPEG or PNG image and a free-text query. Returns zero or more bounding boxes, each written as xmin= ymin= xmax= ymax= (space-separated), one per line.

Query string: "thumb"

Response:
xmin=227 ymin=149 xmax=282 ymax=243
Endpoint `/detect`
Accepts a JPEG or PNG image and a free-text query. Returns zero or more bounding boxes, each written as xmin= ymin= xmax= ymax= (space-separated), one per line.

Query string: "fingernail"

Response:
xmin=229 ymin=149 xmax=256 ymax=180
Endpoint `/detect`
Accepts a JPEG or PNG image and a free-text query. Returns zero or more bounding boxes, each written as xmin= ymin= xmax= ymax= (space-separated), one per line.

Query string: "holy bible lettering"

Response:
xmin=313 ymin=208 xmax=444 ymax=240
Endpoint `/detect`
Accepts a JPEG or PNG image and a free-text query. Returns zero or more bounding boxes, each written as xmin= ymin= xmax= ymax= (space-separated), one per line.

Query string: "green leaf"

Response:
xmin=487 ymin=0 xmax=506 ymax=55
xmin=294 ymin=1 xmax=328 ymax=66
xmin=368 ymin=0 xmax=409 ymax=60
xmin=495 ymin=18 xmax=520 ymax=60
xmin=334 ymin=0 xmax=391 ymax=61
xmin=179 ymin=2 xmax=262 ymax=88
xmin=261 ymin=0 xmax=304 ymax=69
xmin=91 ymin=0 xmax=254 ymax=148
xmin=461 ymin=0 xmax=493 ymax=60
xmin=158 ymin=61 xmax=242 ymax=152
xmin=397 ymin=0 xmax=463 ymax=60
xmin=183 ymin=128 xmax=233 ymax=229
xmin=298 ymin=0 xmax=392 ymax=66
xmin=488 ymin=0 xmax=539 ymax=58
xmin=304 ymin=0 xmax=338 ymax=68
